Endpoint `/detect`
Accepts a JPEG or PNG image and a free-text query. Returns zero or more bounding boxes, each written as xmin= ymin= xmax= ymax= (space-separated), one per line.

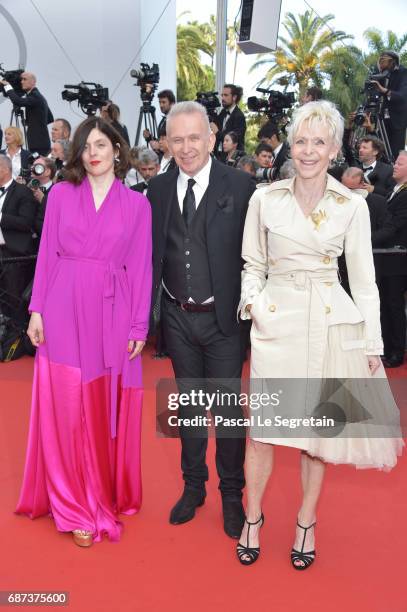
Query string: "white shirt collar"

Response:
xmin=1 ymin=178 xmax=14 ymax=191
xmin=42 ymin=180 xmax=53 ymax=191
xmin=273 ymin=142 xmax=283 ymax=157
xmin=179 ymin=156 xmax=212 ymax=190
xmin=6 ymin=147 xmax=21 ymax=159
xmin=362 ymin=160 xmax=376 ymax=170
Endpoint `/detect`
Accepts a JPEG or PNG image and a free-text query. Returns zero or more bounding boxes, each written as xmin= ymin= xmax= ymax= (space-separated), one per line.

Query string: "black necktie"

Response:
xmin=0 ymin=187 xmax=5 ymax=195
xmin=363 ymin=166 xmax=373 ymax=172
xmin=182 ymin=178 xmax=196 ymax=227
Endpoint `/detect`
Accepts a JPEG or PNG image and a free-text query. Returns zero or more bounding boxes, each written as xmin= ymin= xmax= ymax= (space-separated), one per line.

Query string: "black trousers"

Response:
xmin=387 ymin=124 xmax=407 ymax=161
xmin=162 ymin=297 xmax=246 ymax=499
xmin=379 ymin=274 xmax=407 ymax=358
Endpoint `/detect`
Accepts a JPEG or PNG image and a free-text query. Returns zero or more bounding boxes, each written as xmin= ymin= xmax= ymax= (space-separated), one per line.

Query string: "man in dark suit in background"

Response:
xmin=148 ymin=102 xmax=254 ymax=538
xmin=211 ymin=84 xmax=246 ymax=156
xmin=0 ymin=155 xmax=37 ymax=321
xmin=0 ymin=72 xmax=53 ymax=155
xmin=372 ymin=151 xmax=407 ymax=367
xmin=131 ymin=149 xmax=160 ymax=195
xmin=371 ymin=51 xmax=407 ymax=161
xmin=257 ymin=122 xmax=290 ymax=181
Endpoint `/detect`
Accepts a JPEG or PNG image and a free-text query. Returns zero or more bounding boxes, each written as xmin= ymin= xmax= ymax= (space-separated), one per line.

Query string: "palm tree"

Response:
xmin=177 ymin=23 xmax=215 ymax=100
xmin=323 ymin=45 xmax=367 ymax=118
xmin=250 ymin=10 xmax=352 ymax=97
xmin=363 ymin=28 xmax=407 ymax=66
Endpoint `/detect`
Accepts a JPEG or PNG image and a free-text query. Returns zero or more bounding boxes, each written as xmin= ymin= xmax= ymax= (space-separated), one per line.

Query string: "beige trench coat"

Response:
xmin=239 ymin=174 xmax=384 ymax=379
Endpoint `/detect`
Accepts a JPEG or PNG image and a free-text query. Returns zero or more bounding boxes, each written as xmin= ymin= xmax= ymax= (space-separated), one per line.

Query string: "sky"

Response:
xmin=176 ymin=0 xmax=407 ymax=99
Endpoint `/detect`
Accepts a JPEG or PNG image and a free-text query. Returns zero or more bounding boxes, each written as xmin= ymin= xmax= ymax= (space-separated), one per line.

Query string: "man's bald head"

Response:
xmin=21 ymin=72 xmax=36 ymax=91
xmin=341 ymin=167 xmax=364 ymax=190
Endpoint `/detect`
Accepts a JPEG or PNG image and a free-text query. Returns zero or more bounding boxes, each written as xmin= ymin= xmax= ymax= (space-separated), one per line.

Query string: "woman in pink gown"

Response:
xmin=16 ymin=117 xmax=152 ymax=546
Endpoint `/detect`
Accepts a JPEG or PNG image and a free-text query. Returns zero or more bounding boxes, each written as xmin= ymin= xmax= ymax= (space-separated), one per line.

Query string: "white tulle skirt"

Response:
xmin=250 ymin=323 xmax=404 ymax=470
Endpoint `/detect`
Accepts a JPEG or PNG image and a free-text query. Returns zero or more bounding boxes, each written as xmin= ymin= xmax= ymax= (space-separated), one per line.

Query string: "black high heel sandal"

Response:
xmin=236 ymin=513 xmax=265 ymax=566
xmin=291 ymin=520 xmax=316 ymax=570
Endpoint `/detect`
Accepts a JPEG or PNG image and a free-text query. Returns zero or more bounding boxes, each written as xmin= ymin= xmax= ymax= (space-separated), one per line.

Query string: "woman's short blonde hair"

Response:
xmin=5 ymin=126 xmax=24 ymax=147
xmin=287 ymin=100 xmax=344 ymax=149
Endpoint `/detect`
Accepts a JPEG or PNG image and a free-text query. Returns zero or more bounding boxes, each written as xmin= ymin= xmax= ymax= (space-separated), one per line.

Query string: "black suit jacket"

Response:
xmin=383 ymin=65 xmax=407 ymax=131
xmin=147 ymin=159 xmax=255 ymax=336
xmin=214 ymin=106 xmax=246 ymax=152
xmin=33 ymin=185 xmax=54 ymax=237
xmin=271 ymin=141 xmax=290 ymax=181
xmin=0 ymin=181 xmax=37 ymax=255
xmin=350 ymin=160 xmax=395 ymax=197
xmin=366 ymin=192 xmax=387 ymax=231
xmin=372 ymin=186 xmax=407 ymax=275
xmin=5 ymin=87 xmax=53 ymax=152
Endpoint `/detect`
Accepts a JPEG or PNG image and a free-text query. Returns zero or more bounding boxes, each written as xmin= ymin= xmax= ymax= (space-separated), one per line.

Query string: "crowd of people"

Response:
xmin=0 ymin=54 xmax=406 ymax=565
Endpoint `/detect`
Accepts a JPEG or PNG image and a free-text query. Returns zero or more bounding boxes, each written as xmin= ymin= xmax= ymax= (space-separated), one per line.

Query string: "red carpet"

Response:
xmin=0 ymin=347 xmax=406 ymax=612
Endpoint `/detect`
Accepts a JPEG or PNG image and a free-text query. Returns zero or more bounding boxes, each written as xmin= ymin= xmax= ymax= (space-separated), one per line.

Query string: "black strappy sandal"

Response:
xmin=236 ymin=514 xmax=265 ymax=566
xmin=291 ymin=520 xmax=316 ymax=570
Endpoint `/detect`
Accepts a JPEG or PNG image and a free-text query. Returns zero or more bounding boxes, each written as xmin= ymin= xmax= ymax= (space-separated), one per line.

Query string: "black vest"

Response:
xmin=162 ymin=189 xmax=213 ymax=303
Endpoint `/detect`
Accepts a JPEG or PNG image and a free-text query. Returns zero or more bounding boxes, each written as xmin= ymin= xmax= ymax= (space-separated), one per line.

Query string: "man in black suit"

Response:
xmin=372 ymin=151 xmax=407 ymax=367
xmin=211 ymin=84 xmax=246 ymax=157
xmin=347 ymin=135 xmax=395 ymax=197
xmin=341 ymin=167 xmax=387 ymax=231
xmin=131 ymin=149 xmax=160 ymax=195
xmin=148 ymin=102 xmax=255 ymax=538
xmin=143 ymin=89 xmax=176 ymax=151
xmin=0 ymin=155 xmax=37 ymax=321
xmin=370 ymin=51 xmax=407 ymax=161
xmin=30 ymin=157 xmax=56 ymax=239
xmin=257 ymin=122 xmax=290 ymax=181
xmin=0 ymin=72 xmax=53 ymax=155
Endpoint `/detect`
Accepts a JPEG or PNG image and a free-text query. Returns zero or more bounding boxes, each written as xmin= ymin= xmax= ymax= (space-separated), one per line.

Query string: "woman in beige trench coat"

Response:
xmin=236 ymin=101 xmax=403 ymax=569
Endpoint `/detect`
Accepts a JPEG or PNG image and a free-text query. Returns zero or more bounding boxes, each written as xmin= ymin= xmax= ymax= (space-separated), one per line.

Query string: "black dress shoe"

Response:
xmin=383 ymin=354 xmax=404 ymax=368
xmin=222 ymin=499 xmax=245 ymax=539
xmin=169 ymin=489 xmax=206 ymax=525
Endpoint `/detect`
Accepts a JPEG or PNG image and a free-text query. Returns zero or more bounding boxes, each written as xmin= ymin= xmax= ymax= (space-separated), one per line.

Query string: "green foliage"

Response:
xmin=250 ymin=10 xmax=352 ymax=97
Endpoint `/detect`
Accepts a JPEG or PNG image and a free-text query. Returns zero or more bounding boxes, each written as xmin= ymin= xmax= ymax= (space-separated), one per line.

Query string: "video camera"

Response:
xmin=61 ymin=82 xmax=109 ymax=116
xmin=353 ymin=67 xmax=391 ymax=126
xmin=248 ymin=88 xmax=295 ymax=122
xmin=130 ymin=63 xmax=160 ymax=106
xmin=0 ymin=64 xmax=25 ymax=96
xmin=195 ymin=91 xmax=221 ymax=123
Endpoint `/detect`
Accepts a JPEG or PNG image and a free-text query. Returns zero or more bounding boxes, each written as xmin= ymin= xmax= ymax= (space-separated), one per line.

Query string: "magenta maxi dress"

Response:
xmin=16 ymin=177 xmax=152 ymax=542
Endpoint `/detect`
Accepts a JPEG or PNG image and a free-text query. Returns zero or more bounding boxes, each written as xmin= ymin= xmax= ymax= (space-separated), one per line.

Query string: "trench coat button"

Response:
xmin=325 ymin=306 xmax=331 ymax=314
xmin=336 ymin=196 xmax=345 ymax=204
xmin=269 ymin=304 xmax=276 ymax=312
xmin=323 ymin=256 xmax=330 ymax=264
xmin=325 ymin=281 xmax=333 ymax=286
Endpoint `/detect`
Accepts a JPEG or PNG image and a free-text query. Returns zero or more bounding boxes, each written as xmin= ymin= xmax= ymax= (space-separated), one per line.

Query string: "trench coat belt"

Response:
xmin=268 ymin=269 xmax=340 ymax=378
xmin=56 ymin=252 xmax=124 ymax=438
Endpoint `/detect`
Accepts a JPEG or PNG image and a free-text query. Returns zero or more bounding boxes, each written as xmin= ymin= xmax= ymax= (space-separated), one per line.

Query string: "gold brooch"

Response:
xmin=310 ymin=209 xmax=328 ymax=231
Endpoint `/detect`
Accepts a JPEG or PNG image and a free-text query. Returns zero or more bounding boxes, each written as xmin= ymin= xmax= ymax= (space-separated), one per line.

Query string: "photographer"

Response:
xmin=28 ymin=157 xmax=57 ymax=238
xmin=211 ymin=84 xmax=246 ymax=156
xmin=300 ymin=86 xmax=323 ymax=105
xmin=257 ymin=122 xmax=290 ymax=181
xmin=0 ymin=72 xmax=53 ymax=155
xmin=370 ymin=51 xmax=407 ymax=160
xmin=51 ymin=118 xmax=71 ymax=143
xmin=143 ymin=89 xmax=176 ymax=150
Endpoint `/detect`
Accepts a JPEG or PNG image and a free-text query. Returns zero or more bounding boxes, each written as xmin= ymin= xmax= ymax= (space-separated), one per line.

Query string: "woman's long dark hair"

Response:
xmin=64 ymin=116 xmax=130 ymax=185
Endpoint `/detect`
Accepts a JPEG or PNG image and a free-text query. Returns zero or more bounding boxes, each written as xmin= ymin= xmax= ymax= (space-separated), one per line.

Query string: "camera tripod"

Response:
xmin=9 ymin=105 xmax=28 ymax=147
xmin=375 ymin=114 xmax=394 ymax=163
xmin=134 ymin=101 xmax=158 ymax=147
